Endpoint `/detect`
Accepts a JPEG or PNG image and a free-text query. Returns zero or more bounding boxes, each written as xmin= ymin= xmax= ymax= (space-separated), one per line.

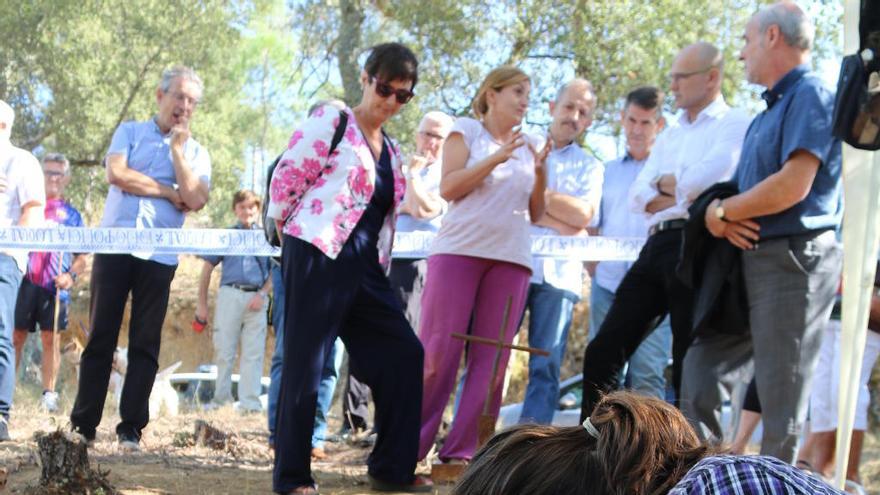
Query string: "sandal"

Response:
xmin=845 ymin=480 xmax=867 ymax=495
xmin=287 ymin=485 xmax=319 ymax=495
xmin=368 ymin=474 xmax=433 ymax=493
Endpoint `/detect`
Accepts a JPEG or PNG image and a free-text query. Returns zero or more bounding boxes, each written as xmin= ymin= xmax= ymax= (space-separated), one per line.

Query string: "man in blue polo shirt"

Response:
xmin=519 ymin=79 xmax=603 ymax=424
xmin=70 ymin=66 xmax=211 ymax=452
xmin=685 ymin=2 xmax=842 ymax=463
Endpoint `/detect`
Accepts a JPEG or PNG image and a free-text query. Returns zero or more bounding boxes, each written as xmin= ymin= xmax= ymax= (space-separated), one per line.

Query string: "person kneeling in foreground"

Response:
xmin=453 ymin=391 xmax=845 ymax=495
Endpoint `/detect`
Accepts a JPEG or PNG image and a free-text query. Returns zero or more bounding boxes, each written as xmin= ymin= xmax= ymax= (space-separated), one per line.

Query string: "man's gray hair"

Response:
xmin=755 ymin=2 xmax=814 ymax=51
xmin=0 ymin=100 xmax=14 ymax=134
xmin=418 ymin=111 xmax=454 ymax=136
xmin=555 ymin=78 xmax=596 ymax=112
xmin=159 ymin=65 xmax=204 ymax=97
xmin=43 ymin=152 xmax=70 ymax=175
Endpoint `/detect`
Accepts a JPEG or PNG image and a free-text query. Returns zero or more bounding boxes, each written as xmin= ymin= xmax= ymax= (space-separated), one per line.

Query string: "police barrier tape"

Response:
xmin=0 ymin=227 xmax=645 ymax=261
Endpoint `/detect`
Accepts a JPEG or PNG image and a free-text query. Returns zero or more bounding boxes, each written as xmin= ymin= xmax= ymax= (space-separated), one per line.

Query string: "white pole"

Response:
xmin=836 ymin=1 xmax=879 ymax=488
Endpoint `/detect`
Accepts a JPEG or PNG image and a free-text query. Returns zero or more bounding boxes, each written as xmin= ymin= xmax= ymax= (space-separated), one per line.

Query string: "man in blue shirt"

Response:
xmin=589 ymin=86 xmax=672 ymax=401
xmin=70 ymin=66 xmax=211 ymax=452
xmin=519 ymin=79 xmax=603 ymax=424
xmin=197 ymin=190 xmax=271 ymax=413
xmin=686 ymin=2 xmax=842 ymax=463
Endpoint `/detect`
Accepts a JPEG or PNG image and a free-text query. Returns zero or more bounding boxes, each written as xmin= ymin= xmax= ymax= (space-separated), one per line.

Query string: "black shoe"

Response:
xmin=368 ymin=474 xmax=433 ymax=493
xmin=117 ymin=431 xmax=140 ymax=452
xmin=0 ymin=417 xmax=9 ymax=442
xmin=71 ymin=423 xmax=96 ymax=445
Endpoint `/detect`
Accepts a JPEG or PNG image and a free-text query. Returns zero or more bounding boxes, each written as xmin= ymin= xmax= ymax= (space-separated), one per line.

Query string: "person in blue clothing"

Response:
xmin=689 ymin=1 xmax=843 ymax=464
xmin=196 ymin=189 xmax=271 ymax=413
xmin=70 ymin=66 xmax=211 ymax=452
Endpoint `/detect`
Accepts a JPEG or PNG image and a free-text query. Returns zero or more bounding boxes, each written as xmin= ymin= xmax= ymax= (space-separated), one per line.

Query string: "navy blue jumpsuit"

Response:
xmin=273 ymin=137 xmax=425 ymax=492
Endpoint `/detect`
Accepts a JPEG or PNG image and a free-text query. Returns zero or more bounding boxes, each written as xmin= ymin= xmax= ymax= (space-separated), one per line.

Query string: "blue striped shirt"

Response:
xmin=669 ymin=455 xmax=845 ymax=494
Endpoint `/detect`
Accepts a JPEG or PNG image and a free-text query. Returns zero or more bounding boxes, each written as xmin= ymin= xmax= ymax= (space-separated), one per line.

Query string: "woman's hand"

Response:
xmin=489 ymin=131 xmax=526 ymax=166
xmin=529 ymin=138 xmax=551 ymax=177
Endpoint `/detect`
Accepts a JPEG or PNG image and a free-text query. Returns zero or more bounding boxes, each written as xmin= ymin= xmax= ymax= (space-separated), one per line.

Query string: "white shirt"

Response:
xmin=430 ymin=117 xmax=543 ymax=270
xmin=628 ymin=97 xmax=751 ymax=228
xmin=0 ymin=139 xmax=46 ymax=272
xmin=530 ymin=142 xmax=603 ymax=295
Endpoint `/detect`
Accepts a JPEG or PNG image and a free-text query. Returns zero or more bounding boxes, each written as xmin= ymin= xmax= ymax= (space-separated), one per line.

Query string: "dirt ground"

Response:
xmin=2 ymin=387 xmax=880 ymax=494
xmin=0 ymin=387 xmax=448 ymax=494
xmin=6 ymin=255 xmax=880 ymax=493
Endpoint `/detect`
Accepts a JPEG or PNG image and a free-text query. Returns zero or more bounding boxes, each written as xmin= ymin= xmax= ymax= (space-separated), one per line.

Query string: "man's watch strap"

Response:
xmin=715 ymin=200 xmax=729 ymax=222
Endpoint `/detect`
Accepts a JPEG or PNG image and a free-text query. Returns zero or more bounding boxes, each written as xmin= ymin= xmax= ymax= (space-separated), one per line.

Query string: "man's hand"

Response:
xmin=645 ymin=194 xmax=676 ymax=213
xmin=170 ymin=125 xmax=191 ymax=153
xmin=722 ymin=221 xmax=761 ymax=250
xmin=195 ymin=302 xmax=208 ymax=323
xmin=657 ymin=174 xmax=677 ymax=196
xmin=247 ymin=294 xmax=266 ymax=312
xmin=705 ymin=204 xmax=761 ymax=249
xmin=705 ymin=200 xmax=727 ymax=238
xmin=0 ymin=174 xmax=7 ymax=194
xmin=408 ymin=154 xmax=429 ymax=173
xmin=53 ymin=272 xmax=76 ymax=290
xmin=163 ymin=187 xmax=190 ymax=212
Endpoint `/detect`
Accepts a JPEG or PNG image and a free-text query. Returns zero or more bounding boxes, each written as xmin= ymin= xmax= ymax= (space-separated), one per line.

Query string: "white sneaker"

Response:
xmin=40 ymin=391 xmax=59 ymax=413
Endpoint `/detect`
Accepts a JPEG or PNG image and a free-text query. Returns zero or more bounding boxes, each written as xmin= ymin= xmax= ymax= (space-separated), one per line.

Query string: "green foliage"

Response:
xmin=0 ymin=0 xmax=843 ymax=224
xmin=0 ymin=0 xmax=266 ymax=225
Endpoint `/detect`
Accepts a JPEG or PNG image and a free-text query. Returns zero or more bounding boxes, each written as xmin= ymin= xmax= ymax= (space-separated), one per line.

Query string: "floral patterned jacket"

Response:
xmin=266 ymin=104 xmax=406 ymax=269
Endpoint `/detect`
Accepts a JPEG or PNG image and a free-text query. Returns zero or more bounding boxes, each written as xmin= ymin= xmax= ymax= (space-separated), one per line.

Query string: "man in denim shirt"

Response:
xmin=70 ymin=66 xmax=211 ymax=451
xmin=519 ymin=79 xmax=603 ymax=424
xmin=687 ymin=2 xmax=843 ymax=463
xmin=197 ymin=190 xmax=271 ymax=413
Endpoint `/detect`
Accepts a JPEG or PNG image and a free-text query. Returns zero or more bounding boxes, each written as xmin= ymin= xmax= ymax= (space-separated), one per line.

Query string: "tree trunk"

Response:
xmin=33 ymin=430 xmax=117 ymax=494
xmin=336 ymin=0 xmax=366 ymax=106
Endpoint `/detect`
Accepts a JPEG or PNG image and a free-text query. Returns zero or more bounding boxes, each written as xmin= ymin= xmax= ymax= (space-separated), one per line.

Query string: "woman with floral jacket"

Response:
xmin=266 ymin=42 xmax=430 ymax=495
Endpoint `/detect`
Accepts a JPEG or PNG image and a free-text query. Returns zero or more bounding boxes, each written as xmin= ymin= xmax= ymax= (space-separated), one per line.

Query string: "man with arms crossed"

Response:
xmin=580 ymin=42 xmax=751 ymax=419
xmin=686 ymin=2 xmax=842 ymax=463
xmin=589 ymin=86 xmax=672 ymax=400
xmin=70 ymin=66 xmax=211 ymax=451
xmin=519 ymin=79 xmax=603 ymax=424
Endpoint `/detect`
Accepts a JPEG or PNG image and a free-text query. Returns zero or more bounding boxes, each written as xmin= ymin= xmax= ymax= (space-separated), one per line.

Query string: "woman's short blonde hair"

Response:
xmin=472 ymin=66 xmax=530 ymax=120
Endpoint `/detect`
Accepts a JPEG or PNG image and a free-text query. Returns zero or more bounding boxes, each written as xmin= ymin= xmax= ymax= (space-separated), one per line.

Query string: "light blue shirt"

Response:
xmin=395 ymin=161 xmax=444 ymax=234
xmin=530 ymin=142 xmax=603 ymax=296
xmin=102 ymin=119 xmax=211 ymax=265
xmin=201 ymin=223 xmax=271 ymax=288
xmin=594 ymin=153 xmax=649 ymax=293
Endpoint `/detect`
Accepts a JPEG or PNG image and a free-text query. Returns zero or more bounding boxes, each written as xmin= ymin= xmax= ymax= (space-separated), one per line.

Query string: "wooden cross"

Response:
xmin=431 ymin=296 xmax=550 ymax=483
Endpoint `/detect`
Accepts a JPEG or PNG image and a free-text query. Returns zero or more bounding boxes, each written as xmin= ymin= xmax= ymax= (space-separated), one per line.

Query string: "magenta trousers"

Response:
xmin=417 ymin=254 xmax=530 ymax=461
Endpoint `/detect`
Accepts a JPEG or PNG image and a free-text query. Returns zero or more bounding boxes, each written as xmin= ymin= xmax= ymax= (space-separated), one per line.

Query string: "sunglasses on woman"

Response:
xmin=371 ymin=76 xmax=415 ymax=104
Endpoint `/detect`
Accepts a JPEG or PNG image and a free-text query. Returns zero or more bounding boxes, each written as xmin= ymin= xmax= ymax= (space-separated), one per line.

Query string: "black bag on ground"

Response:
xmin=262 ymin=110 xmax=348 ymax=247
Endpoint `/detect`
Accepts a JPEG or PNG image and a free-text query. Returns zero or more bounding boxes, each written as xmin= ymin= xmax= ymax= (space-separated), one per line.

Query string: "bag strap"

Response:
xmin=279 ymin=110 xmax=348 ymax=226
xmin=328 ymin=110 xmax=348 ymax=157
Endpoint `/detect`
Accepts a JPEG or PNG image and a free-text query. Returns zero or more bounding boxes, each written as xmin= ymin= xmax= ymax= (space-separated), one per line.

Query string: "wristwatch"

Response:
xmin=714 ymin=200 xmax=729 ymax=222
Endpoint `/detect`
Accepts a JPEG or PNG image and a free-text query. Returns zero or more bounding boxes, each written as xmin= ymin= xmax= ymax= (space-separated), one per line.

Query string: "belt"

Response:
xmin=227 ymin=283 xmax=260 ymax=292
xmin=648 ymin=219 xmax=687 ymax=236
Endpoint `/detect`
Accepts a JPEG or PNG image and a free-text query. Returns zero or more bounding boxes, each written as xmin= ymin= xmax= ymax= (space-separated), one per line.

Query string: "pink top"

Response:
xmin=429 ymin=117 xmax=542 ymax=270
xmin=266 ymin=105 xmax=406 ymax=269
